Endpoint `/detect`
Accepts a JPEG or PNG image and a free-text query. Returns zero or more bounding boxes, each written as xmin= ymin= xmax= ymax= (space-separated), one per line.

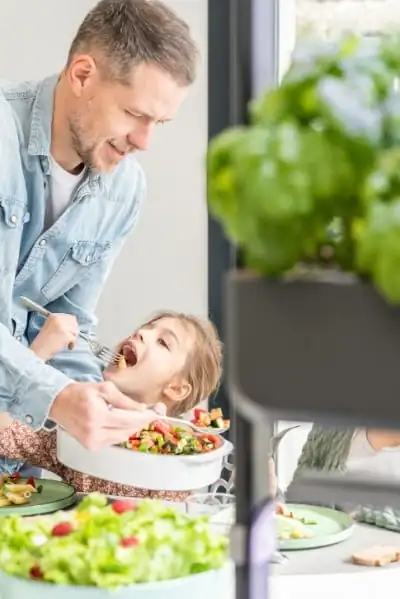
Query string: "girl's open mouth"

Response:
xmin=118 ymin=343 xmax=138 ymax=369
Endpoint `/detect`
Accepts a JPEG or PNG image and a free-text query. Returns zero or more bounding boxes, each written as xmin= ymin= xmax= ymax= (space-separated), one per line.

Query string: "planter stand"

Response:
xmin=226 ymin=270 xmax=400 ymax=599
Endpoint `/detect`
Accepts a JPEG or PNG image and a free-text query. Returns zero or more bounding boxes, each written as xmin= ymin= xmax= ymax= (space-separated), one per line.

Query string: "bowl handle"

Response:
xmin=221 ymin=440 xmax=234 ymax=457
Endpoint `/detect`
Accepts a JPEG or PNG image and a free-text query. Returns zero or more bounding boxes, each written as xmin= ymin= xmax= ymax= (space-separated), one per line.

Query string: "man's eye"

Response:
xmin=125 ymin=110 xmax=142 ymax=118
xmin=158 ymin=338 xmax=169 ymax=350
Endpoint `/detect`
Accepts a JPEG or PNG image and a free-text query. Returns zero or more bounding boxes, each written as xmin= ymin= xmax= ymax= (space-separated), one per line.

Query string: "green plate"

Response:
xmin=278 ymin=503 xmax=354 ymax=551
xmin=0 ymin=479 xmax=76 ymax=517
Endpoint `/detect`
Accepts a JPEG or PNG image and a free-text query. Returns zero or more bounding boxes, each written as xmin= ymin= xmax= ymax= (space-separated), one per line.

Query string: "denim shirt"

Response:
xmin=0 ymin=75 xmax=145 ymax=440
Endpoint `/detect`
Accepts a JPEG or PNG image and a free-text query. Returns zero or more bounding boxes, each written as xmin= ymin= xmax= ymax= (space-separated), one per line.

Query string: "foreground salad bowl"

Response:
xmin=0 ymin=495 xmax=232 ymax=598
xmin=0 ymin=563 xmax=234 ymax=599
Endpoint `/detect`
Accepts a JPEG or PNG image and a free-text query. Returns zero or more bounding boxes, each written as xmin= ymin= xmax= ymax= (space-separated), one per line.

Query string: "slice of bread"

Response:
xmin=352 ymin=545 xmax=400 ymax=567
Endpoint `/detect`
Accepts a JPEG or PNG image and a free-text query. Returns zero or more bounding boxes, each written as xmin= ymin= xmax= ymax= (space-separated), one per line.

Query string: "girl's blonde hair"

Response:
xmin=145 ymin=311 xmax=223 ymax=415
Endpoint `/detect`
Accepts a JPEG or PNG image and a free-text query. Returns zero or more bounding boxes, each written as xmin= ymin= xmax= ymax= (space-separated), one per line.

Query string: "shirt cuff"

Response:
xmin=10 ymin=363 xmax=72 ymax=430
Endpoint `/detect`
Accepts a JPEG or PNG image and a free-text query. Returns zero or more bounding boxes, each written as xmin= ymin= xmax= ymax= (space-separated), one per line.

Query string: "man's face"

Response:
xmin=66 ymin=59 xmax=188 ymax=172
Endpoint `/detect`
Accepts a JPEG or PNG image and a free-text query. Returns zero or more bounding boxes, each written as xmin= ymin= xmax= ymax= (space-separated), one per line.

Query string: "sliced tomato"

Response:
xmin=200 ymin=433 xmax=222 ymax=449
xmin=151 ymin=420 xmax=172 ymax=435
xmin=201 ymin=433 xmax=222 ymax=449
xmin=27 ymin=476 xmax=36 ymax=488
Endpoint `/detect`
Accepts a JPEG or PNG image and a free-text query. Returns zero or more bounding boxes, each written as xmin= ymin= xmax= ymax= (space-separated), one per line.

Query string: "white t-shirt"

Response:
xmin=44 ymin=156 xmax=86 ymax=229
xmin=346 ymin=430 xmax=400 ymax=481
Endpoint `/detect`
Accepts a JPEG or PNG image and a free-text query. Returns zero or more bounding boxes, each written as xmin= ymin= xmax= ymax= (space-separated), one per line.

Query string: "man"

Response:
xmin=0 ymin=0 xmax=198 ymax=474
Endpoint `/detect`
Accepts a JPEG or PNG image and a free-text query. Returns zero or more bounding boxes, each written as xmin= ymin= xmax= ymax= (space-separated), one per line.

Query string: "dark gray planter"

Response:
xmin=226 ymin=270 xmax=400 ymax=429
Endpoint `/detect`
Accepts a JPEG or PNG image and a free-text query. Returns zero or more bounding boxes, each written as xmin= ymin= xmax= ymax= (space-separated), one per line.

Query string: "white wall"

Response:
xmin=97 ymin=1 xmax=208 ymax=343
xmin=0 ymin=2 xmax=92 ymax=78
xmin=0 ymin=0 xmax=208 ymax=347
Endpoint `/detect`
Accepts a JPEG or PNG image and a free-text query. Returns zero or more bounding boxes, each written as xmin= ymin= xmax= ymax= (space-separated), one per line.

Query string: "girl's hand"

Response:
xmin=30 ymin=313 xmax=79 ymax=361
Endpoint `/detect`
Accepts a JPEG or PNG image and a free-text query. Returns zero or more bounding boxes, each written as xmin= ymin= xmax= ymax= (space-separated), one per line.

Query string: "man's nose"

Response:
xmin=128 ymin=123 xmax=153 ymax=152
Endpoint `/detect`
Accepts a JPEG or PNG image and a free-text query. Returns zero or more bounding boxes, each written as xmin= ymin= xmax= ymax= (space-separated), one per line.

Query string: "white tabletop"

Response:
xmin=269 ymin=523 xmax=400 ymax=598
xmin=219 ymin=523 xmax=400 ymax=598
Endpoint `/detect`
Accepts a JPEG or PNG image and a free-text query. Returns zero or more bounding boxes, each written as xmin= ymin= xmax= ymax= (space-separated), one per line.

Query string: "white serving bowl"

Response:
xmin=57 ymin=429 xmax=234 ymax=491
xmin=0 ymin=562 xmax=234 ymax=599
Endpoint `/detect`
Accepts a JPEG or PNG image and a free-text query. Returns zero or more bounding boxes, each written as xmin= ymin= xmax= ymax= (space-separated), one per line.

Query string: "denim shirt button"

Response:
xmin=10 ymin=215 xmax=18 ymax=225
xmin=38 ymin=239 xmax=47 ymax=248
xmin=25 ymin=414 xmax=33 ymax=425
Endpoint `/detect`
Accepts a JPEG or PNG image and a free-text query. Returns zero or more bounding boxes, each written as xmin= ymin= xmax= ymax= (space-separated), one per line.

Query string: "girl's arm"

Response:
xmin=0 ymin=421 xmax=70 ymax=479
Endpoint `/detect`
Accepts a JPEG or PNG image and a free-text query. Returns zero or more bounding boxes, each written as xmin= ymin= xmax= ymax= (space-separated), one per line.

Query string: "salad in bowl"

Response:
xmin=0 ymin=494 xmax=230 ymax=597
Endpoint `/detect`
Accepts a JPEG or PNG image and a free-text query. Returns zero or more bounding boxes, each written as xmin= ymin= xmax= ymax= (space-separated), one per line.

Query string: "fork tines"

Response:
xmin=100 ymin=348 xmax=122 ymax=365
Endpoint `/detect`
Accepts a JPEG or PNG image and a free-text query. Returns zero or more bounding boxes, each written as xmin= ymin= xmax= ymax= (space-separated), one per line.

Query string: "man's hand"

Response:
xmin=30 ymin=313 xmax=79 ymax=361
xmin=49 ymin=381 xmax=159 ymax=451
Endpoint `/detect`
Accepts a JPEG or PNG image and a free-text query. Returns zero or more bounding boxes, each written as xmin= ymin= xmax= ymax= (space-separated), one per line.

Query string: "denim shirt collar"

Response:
xmin=28 ymin=74 xmax=58 ymax=157
xmin=27 ymin=74 xmax=104 ymax=191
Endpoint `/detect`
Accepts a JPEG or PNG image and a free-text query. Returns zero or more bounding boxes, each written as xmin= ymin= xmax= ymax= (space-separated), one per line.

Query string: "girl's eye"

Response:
xmin=158 ymin=338 xmax=169 ymax=350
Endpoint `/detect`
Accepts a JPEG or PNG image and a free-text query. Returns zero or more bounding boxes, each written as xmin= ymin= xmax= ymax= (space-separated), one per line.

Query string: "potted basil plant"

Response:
xmin=207 ymin=34 xmax=400 ymax=427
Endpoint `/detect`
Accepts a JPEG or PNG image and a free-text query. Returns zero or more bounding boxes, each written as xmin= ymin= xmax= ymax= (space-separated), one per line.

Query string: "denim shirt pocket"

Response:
xmin=0 ymin=197 xmax=30 ymax=225
xmin=0 ymin=197 xmax=30 ymax=274
xmin=41 ymin=240 xmax=112 ymax=302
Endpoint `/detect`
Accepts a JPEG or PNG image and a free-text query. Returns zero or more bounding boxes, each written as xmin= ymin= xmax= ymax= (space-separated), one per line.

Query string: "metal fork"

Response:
xmin=20 ymin=296 xmax=121 ymax=366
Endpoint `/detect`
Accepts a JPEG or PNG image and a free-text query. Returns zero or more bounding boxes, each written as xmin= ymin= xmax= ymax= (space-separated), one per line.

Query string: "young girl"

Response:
xmin=0 ymin=310 xmax=222 ymax=501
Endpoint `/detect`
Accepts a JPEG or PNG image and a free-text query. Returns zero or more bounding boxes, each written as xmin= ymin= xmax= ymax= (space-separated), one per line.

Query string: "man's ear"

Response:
xmin=67 ymin=55 xmax=98 ymax=96
xmin=163 ymin=379 xmax=192 ymax=404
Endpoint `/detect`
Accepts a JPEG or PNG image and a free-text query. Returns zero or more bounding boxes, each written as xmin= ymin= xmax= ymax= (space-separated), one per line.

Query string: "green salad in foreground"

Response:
xmin=0 ymin=494 xmax=228 ymax=589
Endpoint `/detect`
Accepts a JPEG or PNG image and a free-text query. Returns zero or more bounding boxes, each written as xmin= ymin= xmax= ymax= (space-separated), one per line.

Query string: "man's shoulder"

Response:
xmin=0 ymin=79 xmax=38 ymax=101
xmin=0 ymin=79 xmax=38 ymax=145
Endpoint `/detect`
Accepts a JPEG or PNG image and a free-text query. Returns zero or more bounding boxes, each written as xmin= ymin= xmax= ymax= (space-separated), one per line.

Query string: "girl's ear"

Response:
xmin=163 ymin=378 xmax=192 ymax=404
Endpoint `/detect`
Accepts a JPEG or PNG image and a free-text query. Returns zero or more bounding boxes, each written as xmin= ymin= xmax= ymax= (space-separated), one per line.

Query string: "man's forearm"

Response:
xmin=0 ymin=322 xmax=71 ymax=428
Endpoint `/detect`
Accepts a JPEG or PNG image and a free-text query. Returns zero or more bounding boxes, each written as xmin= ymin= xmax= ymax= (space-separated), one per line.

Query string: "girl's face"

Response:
xmin=104 ymin=316 xmax=194 ymax=409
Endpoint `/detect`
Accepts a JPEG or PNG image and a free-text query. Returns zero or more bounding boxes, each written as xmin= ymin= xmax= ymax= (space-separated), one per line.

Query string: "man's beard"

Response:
xmin=68 ymin=115 xmax=98 ymax=172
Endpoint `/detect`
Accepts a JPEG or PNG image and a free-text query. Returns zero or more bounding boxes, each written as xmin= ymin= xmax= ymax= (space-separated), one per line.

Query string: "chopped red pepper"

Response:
xmin=112 ymin=499 xmax=137 ymax=514
xmin=10 ymin=472 xmax=21 ymax=480
xmin=29 ymin=565 xmax=44 ymax=579
xmin=193 ymin=408 xmax=206 ymax=420
xmin=51 ymin=522 xmax=74 ymax=537
xmin=27 ymin=476 xmax=36 ymax=488
xmin=120 ymin=536 xmax=140 ymax=547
